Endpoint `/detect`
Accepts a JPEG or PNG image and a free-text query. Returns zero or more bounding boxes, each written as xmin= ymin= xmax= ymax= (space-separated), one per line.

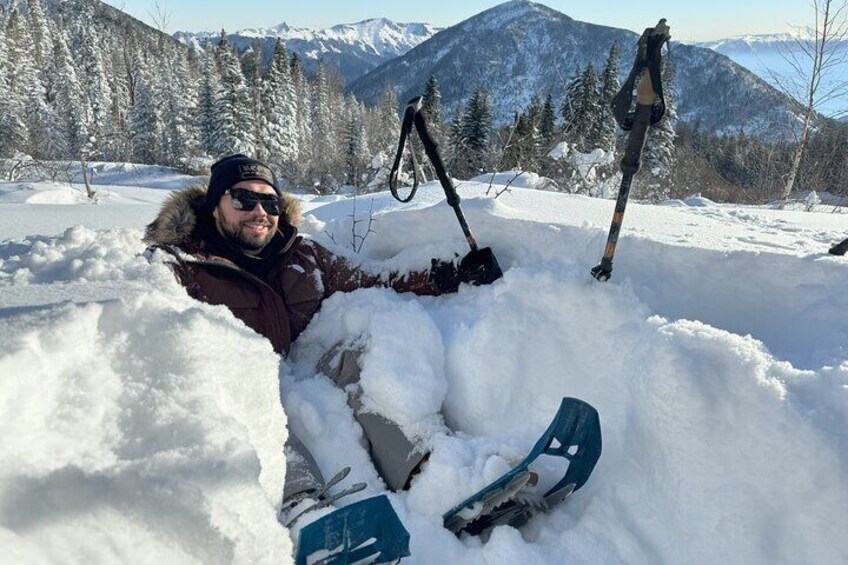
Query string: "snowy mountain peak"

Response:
xmin=694 ymin=30 xmax=848 ymax=51
xmin=350 ymin=1 xmax=799 ymax=137
xmin=319 ymin=18 xmax=441 ymax=56
xmin=174 ymin=17 xmax=440 ymax=84
xmin=177 ymin=17 xmax=438 ymax=57
xmin=464 ymin=0 xmax=569 ymax=30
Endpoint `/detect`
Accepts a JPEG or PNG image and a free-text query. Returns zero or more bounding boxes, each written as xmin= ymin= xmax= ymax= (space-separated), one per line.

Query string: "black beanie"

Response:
xmin=206 ymin=154 xmax=280 ymax=212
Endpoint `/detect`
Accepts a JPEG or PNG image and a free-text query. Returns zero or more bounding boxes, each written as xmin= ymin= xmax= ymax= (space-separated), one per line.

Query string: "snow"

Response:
xmin=470 ymin=170 xmax=556 ymax=190
xmin=1 ymin=167 xmax=848 ymax=564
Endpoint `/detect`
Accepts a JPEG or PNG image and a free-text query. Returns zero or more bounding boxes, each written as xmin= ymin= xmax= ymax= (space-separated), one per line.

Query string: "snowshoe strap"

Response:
xmin=295 ymin=494 xmax=411 ymax=565
xmin=316 ymin=466 xmax=352 ymax=499
xmin=283 ymin=482 xmax=367 ymax=528
xmin=611 ymin=19 xmax=671 ymax=131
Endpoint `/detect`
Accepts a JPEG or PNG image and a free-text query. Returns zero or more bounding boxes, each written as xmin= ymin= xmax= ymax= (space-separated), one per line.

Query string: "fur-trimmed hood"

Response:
xmin=144 ymin=183 xmax=301 ymax=252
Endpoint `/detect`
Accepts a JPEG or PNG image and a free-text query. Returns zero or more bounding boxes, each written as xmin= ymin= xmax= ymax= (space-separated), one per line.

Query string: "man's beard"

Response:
xmin=216 ymin=215 xmax=275 ymax=252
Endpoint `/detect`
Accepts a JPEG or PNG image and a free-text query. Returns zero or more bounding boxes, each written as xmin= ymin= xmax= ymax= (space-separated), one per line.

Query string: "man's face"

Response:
xmin=213 ymin=180 xmax=279 ymax=255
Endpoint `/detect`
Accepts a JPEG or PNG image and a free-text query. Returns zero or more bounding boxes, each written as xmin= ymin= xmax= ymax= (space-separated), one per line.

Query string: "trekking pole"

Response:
xmin=390 ymin=97 xmax=479 ymax=252
xmin=591 ymin=19 xmax=671 ymax=282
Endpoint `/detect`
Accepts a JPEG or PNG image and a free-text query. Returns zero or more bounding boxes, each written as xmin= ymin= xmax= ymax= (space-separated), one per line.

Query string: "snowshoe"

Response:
xmin=442 ymin=397 xmax=602 ymax=537
xmin=295 ymin=494 xmax=411 ymax=565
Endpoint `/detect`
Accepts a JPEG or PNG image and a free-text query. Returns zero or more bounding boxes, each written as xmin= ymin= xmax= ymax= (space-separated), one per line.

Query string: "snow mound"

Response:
xmin=281 ymin=255 xmax=848 ymax=564
xmin=683 ymin=194 xmax=718 ymax=207
xmin=24 ymin=187 xmax=93 ymax=205
xmin=0 ymin=251 xmax=290 ymax=563
xmin=0 ymin=226 xmax=151 ymax=285
xmin=471 ymin=170 xmax=557 ymax=190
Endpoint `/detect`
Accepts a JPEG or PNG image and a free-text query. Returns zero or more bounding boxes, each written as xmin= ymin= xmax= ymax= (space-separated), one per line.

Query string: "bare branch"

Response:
xmin=776 ymin=0 xmax=848 ymax=207
xmin=147 ymin=0 xmax=172 ymax=33
xmin=349 ymin=197 xmax=377 ymax=254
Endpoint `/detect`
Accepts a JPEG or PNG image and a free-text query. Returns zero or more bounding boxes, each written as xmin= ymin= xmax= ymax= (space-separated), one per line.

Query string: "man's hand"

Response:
xmin=459 ymin=247 xmax=503 ymax=286
xmin=430 ymin=247 xmax=503 ymax=293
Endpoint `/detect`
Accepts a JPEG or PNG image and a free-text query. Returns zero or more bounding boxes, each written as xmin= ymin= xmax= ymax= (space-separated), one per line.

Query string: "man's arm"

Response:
xmin=308 ymin=240 xmax=502 ymax=297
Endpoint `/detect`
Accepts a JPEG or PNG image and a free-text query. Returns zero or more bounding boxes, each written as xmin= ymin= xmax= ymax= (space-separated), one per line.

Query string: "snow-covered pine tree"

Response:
xmin=458 ymin=87 xmax=494 ymax=178
xmin=27 ymin=0 xmax=55 ymax=127
xmin=129 ymin=63 xmax=162 ymax=164
xmin=561 ymin=67 xmax=583 ymax=146
xmin=417 ymin=74 xmax=446 ymax=179
xmin=104 ymin=72 xmax=132 ymax=162
xmin=375 ymin=84 xmax=400 ymax=154
xmin=49 ymin=26 xmax=87 ymax=158
xmin=0 ymin=12 xmax=10 ymax=156
xmin=536 ymin=93 xmax=559 ymax=177
xmin=6 ymin=5 xmax=51 ymax=158
xmin=197 ymin=45 xmax=219 ymax=158
xmin=27 ymin=0 xmax=55 ymax=126
xmin=642 ymin=55 xmax=678 ymax=202
xmin=0 ymin=7 xmax=27 ymax=157
xmin=596 ymin=41 xmax=620 ymax=153
xmin=74 ymin=9 xmax=112 ymax=159
xmin=422 ymin=75 xmax=442 ymax=122
xmin=213 ymin=31 xmax=255 ymax=157
xmin=159 ymin=43 xmax=199 ymax=167
xmin=258 ymin=38 xmax=297 ymax=170
xmin=27 ymin=0 xmax=53 ymax=73
xmin=524 ymin=94 xmax=542 ymax=165
xmin=310 ymin=62 xmax=338 ymax=189
xmin=371 ymin=83 xmax=400 ymax=157
xmin=539 ymin=93 xmax=557 ymax=150
xmin=421 ymin=74 xmax=443 ymax=138
xmin=104 ymin=31 xmax=145 ymax=162
xmin=575 ymin=63 xmax=602 ymax=152
xmin=559 ymin=63 xmax=605 ymax=153
xmin=289 ymin=53 xmax=313 ymax=185
xmin=324 ymin=67 xmax=346 ymax=156
xmin=241 ymin=38 xmax=263 ymax=149
xmin=446 ymin=105 xmax=465 ymax=173
xmin=342 ymin=96 xmax=369 ymax=189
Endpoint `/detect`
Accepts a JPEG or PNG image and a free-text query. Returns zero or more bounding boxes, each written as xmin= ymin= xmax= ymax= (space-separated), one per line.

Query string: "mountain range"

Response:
xmin=174 ymin=2 xmax=810 ymax=137
xmin=692 ymin=34 xmax=848 ymax=117
xmin=346 ymin=2 xmax=802 ymax=137
xmin=174 ymin=18 xmax=440 ymax=85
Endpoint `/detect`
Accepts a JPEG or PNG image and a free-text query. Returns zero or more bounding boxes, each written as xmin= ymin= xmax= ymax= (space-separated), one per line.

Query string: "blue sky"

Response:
xmin=107 ymin=0 xmax=811 ymax=41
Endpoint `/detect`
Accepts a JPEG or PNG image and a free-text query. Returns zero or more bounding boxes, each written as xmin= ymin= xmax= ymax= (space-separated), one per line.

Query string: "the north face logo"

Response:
xmin=239 ymin=163 xmax=274 ymax=185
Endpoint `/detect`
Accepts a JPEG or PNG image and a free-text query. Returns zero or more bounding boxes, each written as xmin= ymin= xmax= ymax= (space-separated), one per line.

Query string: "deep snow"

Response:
xmin=1 ymin=168 xmax=847 ymax=564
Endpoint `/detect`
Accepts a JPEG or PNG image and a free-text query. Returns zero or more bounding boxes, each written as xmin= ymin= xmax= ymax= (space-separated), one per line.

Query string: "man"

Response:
xmin=145 ymin=154 xmax=502 ymax=522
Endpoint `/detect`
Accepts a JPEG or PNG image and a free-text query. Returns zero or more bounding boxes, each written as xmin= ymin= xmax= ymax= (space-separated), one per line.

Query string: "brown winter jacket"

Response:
xmin=144 ymin=185 xmax=442 ymax=355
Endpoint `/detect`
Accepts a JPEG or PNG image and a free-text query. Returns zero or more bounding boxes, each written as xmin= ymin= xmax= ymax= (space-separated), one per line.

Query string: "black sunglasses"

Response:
xmin=226 ymin=188 xmax=282 ymax=216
